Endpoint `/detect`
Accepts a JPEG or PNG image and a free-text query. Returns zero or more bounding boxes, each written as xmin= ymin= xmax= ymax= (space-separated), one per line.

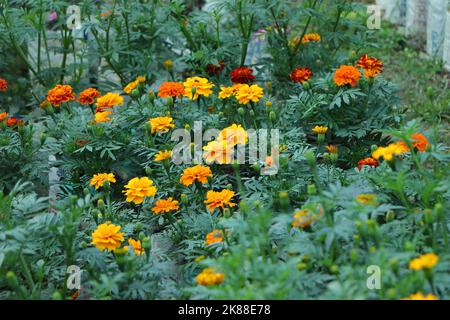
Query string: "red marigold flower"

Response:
xmin=6 ymin=116 xmax=23 ymax=127
xmin=356 ymin=55 xmax=383 ymax=78
xmin=290 ymin=67 xmax=313 ymax=83
xmin=206 ymin=61 xmax=225 ymax=75
xmin=78 ymin=88 xmax=101 ymax=105
xmin=357 ymin=157 xmax=379 ymax=171
xmin=0 ymin=78 xmax=7 ymax=92
xmin=230 ymin=66 xmax=255 ymax=84
xmin=411 ymin=133 xmax=430 ymax=152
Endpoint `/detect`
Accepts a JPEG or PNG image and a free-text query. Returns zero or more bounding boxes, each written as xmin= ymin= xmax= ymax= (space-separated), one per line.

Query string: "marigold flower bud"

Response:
xmin=145 ymin=167 xmax=152 ymax=176
xmin=181 ymin=193 xmax=188 ymax=205
xmin=404 ymin=241 xmax=414 ymax=251
xmin=305 ymin=150 xmax=316 ymax=166
xmin=269 ymin=111 xmax=276 ymax=122
xmin=265 ymin=101 xmax=272 ymax=108
xmin=307 ymin=184 xmax=317 ymax=195
xmin=297 ymin=262 xmax=307 ymax=270
xmin=386 ymin=210 xmax=395 ymax=222
xmin=278 ymin=191 xmax=290 ymax=209
xmin=52 ymin=291 xmax=63 ymax=300
xmin=238 ymin=107 xmax=245 ymax=116
xmin=329 ymin=265 xmax=339 ymax=274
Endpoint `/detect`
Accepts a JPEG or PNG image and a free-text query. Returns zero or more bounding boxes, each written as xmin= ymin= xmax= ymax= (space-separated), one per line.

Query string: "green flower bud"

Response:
xmin=145 ymin=167 xmax=153 ymax=176
xmin=302 ymin=81 xmax=311 ymax=90
xmin=165 ymin=97 xmax=174 ymax=106
xmin=52 ymin=291 xmax=63 ymax=300
xmin=329 ymin=265 xmax=339 ymax=274
xmin=181 ymin=193 xmax=188 ymax=205
xmin=278 ymin=191 xmax=290 ymax=209
xmin=223 ymin=208 xmax=231 ymax=218
xmin=238 ymin=107 xmax=245 ymax=116
xmin=305 ymin=150 xmax=316 ymax=166
xmin=269 ymin=111 xmax=276 ymax=122
xmin=297 ymin=262 xmax=308 ymax=271
xmin=97 ymin=198 xmax=105 ymax=210
xmin=386 ymin=210 xmax=395 ymax=223
xmin=307 ymin=184 xmax=317 ymax=195
xmin=404 ymin=241 xmax=414 ymax=251
xmin=387 ymin=288 xmax=397 ymax=300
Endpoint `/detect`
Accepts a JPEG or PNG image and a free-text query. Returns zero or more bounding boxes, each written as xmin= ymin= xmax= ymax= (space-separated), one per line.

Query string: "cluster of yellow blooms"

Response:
xmin=196 ymin=268 xmax=224 ymax=286
xmin=356 ymin=194 xmax=377 ymax=205
xmin=218 ymin=83 xmax=264 ymax=104
xmin=409 ymin=253 xmax=439 ymax=271
xmin=91 ymin=222 xmax=144 ymax=255
xmin=123 ymin=76 xmax=146 ymax=94
xmin=203 ymin=124 xmax=248 ymax=165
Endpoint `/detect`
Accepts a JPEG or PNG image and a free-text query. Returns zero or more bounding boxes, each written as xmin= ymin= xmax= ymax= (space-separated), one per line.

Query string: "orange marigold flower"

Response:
xmin=149 ymin=116 xmax=175 ymax=134
xmin=128 ymin=238 xmax=145 ymax=255
xmin=180 ymin=165 xmax=213 ymax=186
xmin=89 ymin=173 xmax=116 ymax=190
xmin=47 ymin=84 xmax=75 ymax=106
xmin=91 ymin=222 xmax=124 ymax=251
xmin=356 ymin=54 xmax=383 ymax=78
xmin=95 ymin=110 xmax=113 ymax=123
xmin=0 ymin=112 xmax=8 ymax=121
xmin=0 ymin=78 xmax=7 ymax=92
xmin=204 ymin=189 xmax=236 ymax=213
xmin=326 ymin=145 xmax=338 ymax=154
xmin=154 ymin=150 xmax=172 ymax=161
xmin=96 ymin=92 xmax=124 ymax=112
xmin=78 ymin=88 xmax=101 ymax=105
xmin=334 ymin=65 xmax=361 ymax=87
xmin=301 ymin=33 xmax=321 ymax=44
xmin=230 ymin=66 xmax=255 ymax=84
xmin=290 ymin=67 xmax=313 ymax=83
xmin=205 ymin=229 xmax=224 ymax=245
xmin=357 ymin=157 xmax=379 ymax=171
xmin=151 ymin=197 xmax=180 ymax=214
xmin=123 ymin=177 xmax=157 ymax=204
xmin=157 ymin=82 xmax=185 ymax=98
xmin=411 ymin=133 xmax=430 ymax=152
xmin=196 ymin=268 xmax=224 ymax=286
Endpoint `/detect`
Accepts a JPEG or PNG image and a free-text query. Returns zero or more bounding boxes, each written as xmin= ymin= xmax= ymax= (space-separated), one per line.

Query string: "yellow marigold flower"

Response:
xmin=179 ymin=165 xmax=213 ymax=186
xmin=218 ymin=85 xmax=243 ymax=99
xmin=326 ymin=145 xmax=338 ymax=154
xmin=154 ymin=150 xmax=172 ymax=161
xmin=356 ymin=194 xmax=376 ymax=205
xmin=302 ymin=33 xmax=321 ymax=44
xmin=312 ymin=125 xmax=328 ymax=134
xmin=123 ymin=177 xmax=157 ymax=204
xmin=204 ymin=189 xmax=236 ymax=213
xmin=89 ymin=173 xmax=116 ymax=190
xmin=95 ymin=110 xmax=113 ymax=123
xmin=96 ymin=92 xmax=124 ymax=112
xmin=292 ymin=209 xmax=316 ymax=229
xmin=91 ymin=222 xmax=124 ymax=251
xmin=235 ymin=84 xmax=264 ymax=104
xmin=372 ymin=141 xmax=409 ymax=161
xmin=217 ymin=124 xmax=248 ymax=146
xmin=151 ymin=197 xmax=180 ymax=214
xmin=47 ymin=84 xmax=76 ymax=107
xmin=149 ymin=116 xmax=175 ymax=134
xmin=401 ymin=292 xmax=439 ymax=300
xmin=123 ymin=80 xmax=139 ymax=94
xmin=128 ymin=238 xmax=144 ymax=255
xmin=135 ymin=76 xmax=146 ymax=84
xmin=205 ymin=229 xmax=224 ymax=245
xmin=203 ymin=140 xmax=235 ymax=164
xmin=196 ymin=268 xmax=224 ymax=286
xmin=409 ymin=253 xmax=439 ymax=271
xmin=164 ymin=59 xmax=173 ymax=69
xmin=183 ymin=76 xmax=215 ymax=100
